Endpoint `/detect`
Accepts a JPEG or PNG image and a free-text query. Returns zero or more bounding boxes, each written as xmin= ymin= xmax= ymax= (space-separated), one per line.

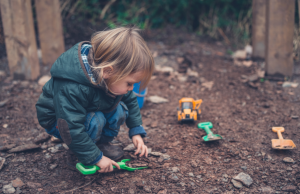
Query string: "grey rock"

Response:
xmin=241 ymin=166 xmax=247 ymax=170
xmin=247 ymin=74 xmax=259 ymax=82
xmin=123 ymin=144 xmax=135 ymax=151
xmin=287 ymin=167 xmax=293 ymax=171
xmin=169 ymin=174 xmax=179 ymax=182
xmin=188 ymin=172 xmax=194 ymax=177
xmin=233 ymin=172 xmax=253 ymax=187
xmin=264 ymin=154 xmax=272 ymax=161
xmin=49 ymin=164 xmax=58 ymax=170
xmin=160 ymin=154 xmax=170 ymax=160
xmin=48 ymin=147 xmax=59 ymax=153
xmin=2 ymin=184 xmax=15 ymax=194
xmin=171 ymin=167 xmax=179 ymax=173
xmin=231 ymin=179 xmax=243 ymax=189
xmin=222 ymin=174 xmax=229 ymax=182
xmin=150 ymin=152 xmax=163 ymax=157
xmin=178 ymin=182 xmax=185 ymax=187
xmin=283 ymin=157 xmax=294 ymax=163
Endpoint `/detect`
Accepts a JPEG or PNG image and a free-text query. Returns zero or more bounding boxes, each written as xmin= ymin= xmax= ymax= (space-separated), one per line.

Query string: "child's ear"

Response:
xmin=102 ymin=66 xmax=114 ymax=79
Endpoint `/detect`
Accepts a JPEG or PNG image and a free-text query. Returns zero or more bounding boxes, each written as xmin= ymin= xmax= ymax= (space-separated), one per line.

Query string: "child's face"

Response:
xmin=108 ymin=71 xmax=143 ymax=95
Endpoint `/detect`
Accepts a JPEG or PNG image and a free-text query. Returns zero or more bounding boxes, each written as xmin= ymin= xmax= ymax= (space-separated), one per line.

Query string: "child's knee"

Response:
xmin=113 ymin=102 xmax=128 ymax=127
xmin=85 ymin=112 xmax=106 ymax=142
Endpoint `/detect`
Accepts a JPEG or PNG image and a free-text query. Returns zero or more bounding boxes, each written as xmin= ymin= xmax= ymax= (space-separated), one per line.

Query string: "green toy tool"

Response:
xmin=198 ymin=122 xmax=223 ymax=141
xmin=76 ymin=159 xmax=148 ymax=175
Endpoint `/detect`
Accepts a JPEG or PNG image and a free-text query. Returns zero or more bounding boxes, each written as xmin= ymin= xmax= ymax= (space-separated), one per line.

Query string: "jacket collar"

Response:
xmin=78 ymin=41 xmax=116 ymax=98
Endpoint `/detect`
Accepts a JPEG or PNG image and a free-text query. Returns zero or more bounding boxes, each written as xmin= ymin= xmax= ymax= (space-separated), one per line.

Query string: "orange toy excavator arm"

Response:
xmin=194 ymin=99 xmax=202 ymax=114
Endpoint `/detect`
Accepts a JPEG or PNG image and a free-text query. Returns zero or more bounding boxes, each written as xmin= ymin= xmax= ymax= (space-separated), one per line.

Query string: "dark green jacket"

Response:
xmin=36 ymin=42 xmax=142 ymax=164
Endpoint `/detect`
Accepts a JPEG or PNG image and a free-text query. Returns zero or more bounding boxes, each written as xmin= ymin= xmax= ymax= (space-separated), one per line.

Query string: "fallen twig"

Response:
xmin=59 ymin=178 xmax=96 ymax=194
xmin=4 ymin=154 xmax=14 ymax=158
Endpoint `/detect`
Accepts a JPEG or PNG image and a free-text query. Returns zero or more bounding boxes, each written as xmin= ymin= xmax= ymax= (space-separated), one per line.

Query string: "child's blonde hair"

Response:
xmin=89 ymin=27 xmax=154 ymax=91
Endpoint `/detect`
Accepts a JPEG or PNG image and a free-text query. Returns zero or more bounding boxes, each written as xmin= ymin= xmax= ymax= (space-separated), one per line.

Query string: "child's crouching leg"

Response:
xmin=100 ymin=101 xmax=129 ymax=141
xmin=95 ymin=102 xmax=129 ymax=161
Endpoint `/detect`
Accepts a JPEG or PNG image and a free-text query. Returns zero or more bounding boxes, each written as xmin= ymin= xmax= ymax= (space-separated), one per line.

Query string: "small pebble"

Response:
xmin=283 ymin=157 xmax=294 ymax=163
xmin=241 ymin=166 xmax=247 ymax=170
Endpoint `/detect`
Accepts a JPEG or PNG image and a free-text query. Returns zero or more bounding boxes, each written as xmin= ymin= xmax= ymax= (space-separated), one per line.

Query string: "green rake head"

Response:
xmin=76 ymin=159 xmax=148 ymax=175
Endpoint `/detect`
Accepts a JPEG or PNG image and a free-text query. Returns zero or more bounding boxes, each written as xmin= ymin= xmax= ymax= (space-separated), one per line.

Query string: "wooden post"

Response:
xmin=35 ymin=0 xmax=65 ymax=66
xmin=265 ymin=0 xmax=295 ymax=77
xmin=252 ymin=0 xmax=266 ymax=60
xmin=0 ymin=0 xmax=40 ymax=80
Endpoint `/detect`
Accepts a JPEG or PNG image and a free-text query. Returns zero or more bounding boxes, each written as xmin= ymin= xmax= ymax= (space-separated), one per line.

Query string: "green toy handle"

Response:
xmin=76 ymin=159 xmax=148 ymax=175
xmin=197 ymin=122 xmax=214 ymax=135
xmin=76 ymin=163 xmax=117 ymax=175
xmin=203 ymin=126 xmax=213 ymax=135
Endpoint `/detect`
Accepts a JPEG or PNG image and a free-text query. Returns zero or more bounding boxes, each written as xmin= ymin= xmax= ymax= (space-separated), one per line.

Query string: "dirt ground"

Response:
xmin=0 ymin=28 xmax=300 ymax=194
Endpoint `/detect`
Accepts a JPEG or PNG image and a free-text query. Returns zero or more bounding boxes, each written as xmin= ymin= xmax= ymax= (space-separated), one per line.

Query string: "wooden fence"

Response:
xmin=0 ymin=0 xmax=64 ymax=80
xmin=0 ymin=0 xmax=297 ymax=79
xmin=252 ymin=0 xmax=295 ymax=77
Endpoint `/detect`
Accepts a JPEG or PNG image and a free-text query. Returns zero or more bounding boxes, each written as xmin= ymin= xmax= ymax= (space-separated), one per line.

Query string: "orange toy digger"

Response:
xmin=177 ymin=98 xmax=202 ymax=122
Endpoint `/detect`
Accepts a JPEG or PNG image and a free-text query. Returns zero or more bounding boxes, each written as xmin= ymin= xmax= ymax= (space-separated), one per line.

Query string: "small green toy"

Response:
xmin=198 ymin=122 xmax=223 ymax=141
xmin=76 ymin=159 xmax=148 ymax=175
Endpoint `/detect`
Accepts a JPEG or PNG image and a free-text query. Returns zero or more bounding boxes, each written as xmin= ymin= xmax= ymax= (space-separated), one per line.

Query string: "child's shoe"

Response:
xmin=96 ymin=142 xmax=124 ymax=161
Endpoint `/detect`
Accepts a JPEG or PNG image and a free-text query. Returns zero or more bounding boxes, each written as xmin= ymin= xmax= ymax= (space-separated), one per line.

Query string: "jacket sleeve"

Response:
xmin=122 ymin=91 xmax=146 ymax=137
xmin=54 ymin=82 xmax=101 ymax=165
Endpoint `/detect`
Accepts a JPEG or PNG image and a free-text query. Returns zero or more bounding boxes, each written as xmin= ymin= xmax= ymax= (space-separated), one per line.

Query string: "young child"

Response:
xmin=36 ymin=27 xmax=154 ymax=173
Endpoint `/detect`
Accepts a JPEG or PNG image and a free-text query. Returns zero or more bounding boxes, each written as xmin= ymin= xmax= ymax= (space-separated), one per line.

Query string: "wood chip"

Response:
xmin=34 ymin=132 xmax=50 ymax=144
xmin=0 ymin=99 xmax=9 ymax=107
xmin=0 ymin=157 xmax=5 ymax=170
xmin=8 ymin=144 xmax=40 ymax=153
xmin=51 ymin=136 xmax=62 ymax=143
xmin=0 ymin=144 xmax=16 ymax=151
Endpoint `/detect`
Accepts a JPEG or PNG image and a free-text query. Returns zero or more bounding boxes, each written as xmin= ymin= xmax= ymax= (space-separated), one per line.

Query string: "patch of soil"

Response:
xmin=0 ymin=28 xmax=300 ymax=194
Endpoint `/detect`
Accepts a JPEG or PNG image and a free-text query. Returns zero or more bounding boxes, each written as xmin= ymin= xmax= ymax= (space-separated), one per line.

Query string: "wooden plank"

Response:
xmin=0 ymin=0 xmax=39 ymax=80
xmin=265 ymin=0 xmax=295 ymax=77
xmin=35 ymin=0 xmax=65 ymax=66
xmin=252 ymin=0 xmax=266 ymax=59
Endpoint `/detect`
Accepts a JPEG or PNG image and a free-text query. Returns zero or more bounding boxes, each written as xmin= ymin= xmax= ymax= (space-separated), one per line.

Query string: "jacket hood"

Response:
xmin=50 ymin=41 xmax=109 ymax=92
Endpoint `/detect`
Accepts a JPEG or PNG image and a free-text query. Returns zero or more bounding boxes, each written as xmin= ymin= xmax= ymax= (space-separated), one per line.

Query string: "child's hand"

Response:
xmin=96 ymin=156 xmax=120 ymax=173
xmin=132 ymin=135 xmax=148 ymax=157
